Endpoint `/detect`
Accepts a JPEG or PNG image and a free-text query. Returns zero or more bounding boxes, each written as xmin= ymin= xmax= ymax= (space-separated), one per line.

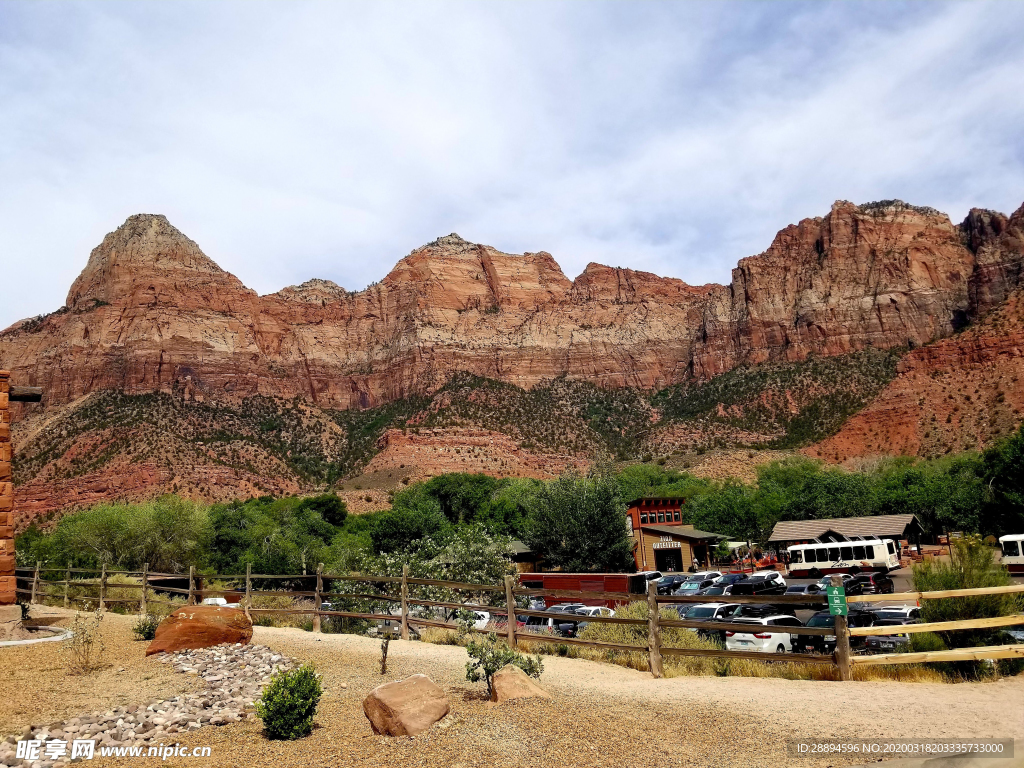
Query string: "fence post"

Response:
xmin=831 ymin=574 xmax=852 ymax=681
xmin=188 ymin=565 xmax=196 ymax=606
xmin=244 ymin=563 xmax=252 ymax=621
xmin=504 ymin=575 xmax=518 ymax=649
xmin=140 ymin=563 xmax=149 ymax=616
xmin=98 ymin=564 xmax=107 ymax=613
xmin=63 ymin=564 xmax=70 ymax=609
xmin=647 ymin=580 xmax=663 ymax=679
xmin=313 ymin=563 xmax=323 ymax=633
xmin=31 ymin=561 xmax=40 ymax=605
xmin=400 ymin=564 xmax=410 ymax=641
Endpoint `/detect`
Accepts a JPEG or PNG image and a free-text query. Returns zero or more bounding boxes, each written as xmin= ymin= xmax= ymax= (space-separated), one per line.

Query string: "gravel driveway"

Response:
xmin=5 ymin=611 xmax=1021 ymax=768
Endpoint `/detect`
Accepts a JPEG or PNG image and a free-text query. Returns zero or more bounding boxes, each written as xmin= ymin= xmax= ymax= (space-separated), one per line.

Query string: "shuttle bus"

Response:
xmin=786 ymin=538 xmax=900 ymax=578
xmin=999 ymin=534 xmax=1024 ymax=574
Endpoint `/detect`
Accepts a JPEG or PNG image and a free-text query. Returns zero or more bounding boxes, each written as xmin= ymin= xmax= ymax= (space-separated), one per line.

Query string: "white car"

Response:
xmin=470 ymin=611 xmax=490 ymax=630
xmin=691 ymin=570 xmax=723 ymax=581
xmin=575 ymin=606 xmax=616 ymax=618
xmin=724 ymin=615 xmax=804 ymax=654
xmin=751 ymin=570 xmax=787 ymax=588
xmin=201 ymin=597 xmax=228 ymax=606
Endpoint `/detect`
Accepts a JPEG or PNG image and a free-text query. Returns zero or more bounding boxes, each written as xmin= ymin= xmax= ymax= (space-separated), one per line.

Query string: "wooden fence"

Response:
xmin=14 ymin=564 xmax=1024 ymax=680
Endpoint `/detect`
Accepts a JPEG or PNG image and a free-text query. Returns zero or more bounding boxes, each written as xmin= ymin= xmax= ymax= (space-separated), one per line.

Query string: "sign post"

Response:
xmin=826 ymin=583 xmax=848 ymax=616
xmin=828 ymin=575 xmax=852 ymax=681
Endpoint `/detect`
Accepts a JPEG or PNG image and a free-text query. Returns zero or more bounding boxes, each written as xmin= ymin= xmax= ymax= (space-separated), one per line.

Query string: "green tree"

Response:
xmin=523 ymin=472 xmax=634 ymax=572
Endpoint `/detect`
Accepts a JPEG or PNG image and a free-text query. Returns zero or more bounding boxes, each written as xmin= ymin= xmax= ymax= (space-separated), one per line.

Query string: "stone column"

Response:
xmin=0 ymin=370 xmax=14 ymax=608
xmin=0 ymin=371 xmax=19 ymax=639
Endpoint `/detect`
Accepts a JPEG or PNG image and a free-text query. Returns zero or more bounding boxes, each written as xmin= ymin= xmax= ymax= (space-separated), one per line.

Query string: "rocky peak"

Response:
xmin=274 ymin=278 xmax=349 ymax=303
xmin=67 ymin=214 xmax=225 ymax=310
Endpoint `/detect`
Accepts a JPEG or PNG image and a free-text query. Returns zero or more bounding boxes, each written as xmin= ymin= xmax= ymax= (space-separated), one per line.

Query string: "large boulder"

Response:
xmin=490 ymin=664 xmax=551 ymax=703
xmin=362 ymin=674 xmax=449 ymax=736
xmin=145 ymin=605 xmax=252 ymax=656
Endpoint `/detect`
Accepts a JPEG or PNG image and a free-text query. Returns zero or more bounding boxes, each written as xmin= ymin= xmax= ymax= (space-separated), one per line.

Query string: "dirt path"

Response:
xmin=5 ymin=611 xmax=1020 ymax=768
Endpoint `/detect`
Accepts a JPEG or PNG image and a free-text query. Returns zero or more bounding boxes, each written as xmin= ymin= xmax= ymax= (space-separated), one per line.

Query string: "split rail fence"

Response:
xmin=15 ymin=564 xmax=1024 ymax=680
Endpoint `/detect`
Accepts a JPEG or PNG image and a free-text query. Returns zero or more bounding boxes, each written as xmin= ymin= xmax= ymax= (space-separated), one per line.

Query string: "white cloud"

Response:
xmin=1 ymin=1 xmax=1022 ymax=327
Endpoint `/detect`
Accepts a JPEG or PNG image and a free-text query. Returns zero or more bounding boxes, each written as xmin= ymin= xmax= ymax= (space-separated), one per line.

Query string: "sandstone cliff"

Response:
xmin=4 ymin=199 xmax=1013 ymax=412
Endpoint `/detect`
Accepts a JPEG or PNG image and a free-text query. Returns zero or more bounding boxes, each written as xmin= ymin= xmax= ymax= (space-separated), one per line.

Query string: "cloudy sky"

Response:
xmin=2 ymin=1 xmax=1022 ymax=328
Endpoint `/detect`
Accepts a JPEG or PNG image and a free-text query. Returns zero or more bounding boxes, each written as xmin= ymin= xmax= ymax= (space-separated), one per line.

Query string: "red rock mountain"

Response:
xmin=3 ymin=198 xmax=1024 ymax=518
xmin=3 ymin=200 xmax=1012 ymax=409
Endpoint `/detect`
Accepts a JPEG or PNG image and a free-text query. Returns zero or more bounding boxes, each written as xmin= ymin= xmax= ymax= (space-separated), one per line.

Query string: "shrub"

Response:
xmin=132 ymin=614 xmax=160 ymax=641
xmin=465 ymin=632 xmax=543 ymax=695
xmin=256 ymin=663 xmax=323 ymax=740
xmin=59 ymin=612 xmax=106 ymax=674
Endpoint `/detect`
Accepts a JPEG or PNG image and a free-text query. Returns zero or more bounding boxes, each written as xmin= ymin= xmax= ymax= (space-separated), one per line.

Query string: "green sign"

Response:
xmin=826 ymin=584 xmax=848 ymax=616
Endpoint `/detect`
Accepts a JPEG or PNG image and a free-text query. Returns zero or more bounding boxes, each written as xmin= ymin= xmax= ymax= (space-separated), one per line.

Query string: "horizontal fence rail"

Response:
xmin=16 ymin=563 xmax=1024 ymax=679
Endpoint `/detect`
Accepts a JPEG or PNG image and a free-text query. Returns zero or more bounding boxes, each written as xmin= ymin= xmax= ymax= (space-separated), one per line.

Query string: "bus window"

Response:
xmin=790 ymin=550 xmax=803 ymax=563
xmin=808 ymin=548 xmax=820 ymax=563
xmin=840 ymin=546 xmax=853 ymax=561
xmin=1003 ymin=540 xmax=1021 ymax=557
xmin=864 ymin=545 xmax=874 ymax=560
xmin=853 ymin=545 xmax=865 ymax=560
xmin=827 ymin=547 xmax=840 ymax=561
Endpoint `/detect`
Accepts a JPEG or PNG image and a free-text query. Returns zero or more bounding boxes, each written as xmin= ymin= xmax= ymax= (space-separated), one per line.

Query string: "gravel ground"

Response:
xmin=0 ymin=608 xmax=202 ymax=735
xmin=4 ymin=610 xmax=1021 ymax=768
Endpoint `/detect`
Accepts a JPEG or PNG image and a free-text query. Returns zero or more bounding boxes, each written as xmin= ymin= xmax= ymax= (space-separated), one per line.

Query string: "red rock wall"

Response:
xmin=0 ymin=371 xmax=14 ymax=605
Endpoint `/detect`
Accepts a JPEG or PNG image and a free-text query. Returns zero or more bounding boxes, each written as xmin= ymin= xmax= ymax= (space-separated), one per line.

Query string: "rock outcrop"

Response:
xmin=146 ymin=605 xmax=253 ymax=656
xmin=362 ymin=674 xmax=450 ymax=736
xmin=3 ymin=200 xmax=1016 ymax=413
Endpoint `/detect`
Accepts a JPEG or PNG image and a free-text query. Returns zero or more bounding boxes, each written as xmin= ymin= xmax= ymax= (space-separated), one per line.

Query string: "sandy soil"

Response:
xmin=3 ymin=609 xmax=1020 ymax=768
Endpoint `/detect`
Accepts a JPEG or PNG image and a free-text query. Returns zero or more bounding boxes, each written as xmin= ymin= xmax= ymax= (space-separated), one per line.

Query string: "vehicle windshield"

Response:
xmin=806 ymin=615 xmax=835 ymax=628
xmin=873 ymin=610 xmax=907 ymax=621
xmin=702 ymin=587 xmax=725 ymax=594
xmin=785 ymin=586 xmax=805 ymax=593
xmin=1003 ymin=540 xmax=1021 ymax=557
xmin=677 ymin=582 xmax=701 ymax=591
xmin=685 ymin=607 xmax=716 ymax=619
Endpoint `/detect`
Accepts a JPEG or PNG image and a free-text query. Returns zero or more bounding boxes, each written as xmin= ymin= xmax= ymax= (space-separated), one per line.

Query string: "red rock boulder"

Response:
xmin=490 ymin=664 xmax=551 ymax=703
xmin=362 ymin=674 xmax=449 ymax=736
xmin=145 ymin=605 xmax=252 ymax=656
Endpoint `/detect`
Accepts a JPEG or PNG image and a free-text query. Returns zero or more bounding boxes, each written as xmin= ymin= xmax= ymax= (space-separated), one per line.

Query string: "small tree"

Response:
xmin=256 ymin=663 xmax=323 ymax=740
xmin=913 ymin=535 xmax=1020 ymax=678
xmin=59 ymin=611 xmax=106 ymax=674
xmin=465 ymin=633 xmax=543 ymax=695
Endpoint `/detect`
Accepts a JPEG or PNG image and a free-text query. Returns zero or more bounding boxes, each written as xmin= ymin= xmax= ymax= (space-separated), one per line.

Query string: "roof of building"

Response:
xmin=768 ymin=514 xmax=921 ymax=543
xmin=640 ymin=524 xmax=723 ymax=541
xmin=626 ymin=496 xmax=687 ymax=507
xmin=510 ymin=540 xmax=534 ymax=556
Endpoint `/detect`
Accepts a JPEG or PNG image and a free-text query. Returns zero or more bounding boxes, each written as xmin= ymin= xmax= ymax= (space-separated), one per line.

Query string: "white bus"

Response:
xmin=999 ymin=534 xmax=1024 ymax=574
xmin=786 ymin=538 xmax=900 ymax=578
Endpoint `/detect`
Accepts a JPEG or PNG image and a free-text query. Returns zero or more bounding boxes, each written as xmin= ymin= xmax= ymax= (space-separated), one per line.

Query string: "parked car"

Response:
xmin=724 ymin=615 xmax=804 ymax=654
xmin=729 ymin=575 xmax=786 ymax=596
xmin=575 ymin=606 xmax=615 ymax=618
xmin=678 ymin=602 xmax=739 ymax=641
xmin=713 ymin=573 xmax=749 ymax=586
xmin=718 ymin=603 xmax=797 ymax=620
xmin=696 ymin=584 xmax=733 ymax=597
xmin=845 ymin=573 xmax=895 ymax=595
xmin=635 ymin=571 xmax=663 ymax=583
xmin=790 ymin=609 xmax=877 ymax=653
xmin=657 ymin=574 xmax=690 ymax=594
xmin=815 ymin=573 xmax=854 ymax=590
xmin=690 ymin=570 xmax=723 ymax=581
xmin=864 ymin=618 xmax=918 ymax=653
xmin=201 ymin=597 xmax=228 ymax=606
xmin=783 ymin=583 xmax=827 ymax=609
xmin=750 ymin=570 xmax=787 ymax=588
xmin=868 ymin=605 xmax=921 ymax=622
xmin=673 ymin=577 xmax=718 ymax=595
xmin=548 ymin=603 xmax=586 ymax=614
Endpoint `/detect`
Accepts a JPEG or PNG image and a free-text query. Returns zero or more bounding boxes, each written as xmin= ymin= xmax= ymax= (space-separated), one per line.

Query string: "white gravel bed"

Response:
xmin=0 ymin=643 xmax=292 ymax=768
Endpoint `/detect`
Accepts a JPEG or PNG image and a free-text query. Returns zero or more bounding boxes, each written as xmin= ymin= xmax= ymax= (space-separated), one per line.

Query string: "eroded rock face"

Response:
xmin=3 ymin=200 xmax=1016 ymax=414
xmin=489 ymin=664 xmax=551 ymax=703
xmin=146 ymin=606 xmax=253 ymax=657
xmin=362 ymin=674 xmax=449 ymax=737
